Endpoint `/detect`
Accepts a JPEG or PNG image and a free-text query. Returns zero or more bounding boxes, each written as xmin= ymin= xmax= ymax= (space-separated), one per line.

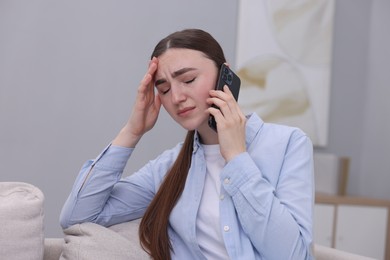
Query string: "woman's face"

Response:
xmin=154 ymin=48 xmax=218 ymax=131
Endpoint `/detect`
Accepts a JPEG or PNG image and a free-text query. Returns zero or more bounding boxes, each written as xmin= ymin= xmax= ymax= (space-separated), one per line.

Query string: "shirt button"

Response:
xmin=224 ymin=178 xmax=230 ymax=184
xmin=223 ymin=225 xmax=230 ymax=232
xmin=220 ymin=194 xmax=225 ymax=200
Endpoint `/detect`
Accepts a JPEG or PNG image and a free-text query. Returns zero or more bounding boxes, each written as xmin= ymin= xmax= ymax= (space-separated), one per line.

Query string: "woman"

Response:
xmin=60 ymin=28 xmax=314 ymax=260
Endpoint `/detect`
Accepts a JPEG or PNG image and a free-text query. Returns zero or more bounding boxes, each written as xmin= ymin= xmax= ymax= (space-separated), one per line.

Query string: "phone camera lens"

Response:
xmin=227 ymin=74 xmax=233 ymax=83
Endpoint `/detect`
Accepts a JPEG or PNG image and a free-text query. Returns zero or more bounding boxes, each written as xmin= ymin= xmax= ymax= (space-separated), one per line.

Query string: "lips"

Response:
xmin=177 ymin=106 xmax=195 ymax=116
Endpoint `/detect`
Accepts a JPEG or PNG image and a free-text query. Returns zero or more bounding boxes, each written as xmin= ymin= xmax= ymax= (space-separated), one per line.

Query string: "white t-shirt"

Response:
xmin=196 ymin=144 xmax=229 ymax=259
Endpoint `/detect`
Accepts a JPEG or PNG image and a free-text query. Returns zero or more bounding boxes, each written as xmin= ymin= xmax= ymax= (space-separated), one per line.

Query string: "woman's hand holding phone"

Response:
xmin=112 ymin=57 xmax=162 ymax=148
xmin=207 ymin=85 xmax=247 ymax=162
xmin=207 ymin=64 xmax=246 ymax=162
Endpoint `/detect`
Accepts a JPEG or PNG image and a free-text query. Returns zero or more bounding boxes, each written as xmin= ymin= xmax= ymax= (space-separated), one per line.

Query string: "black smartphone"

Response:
xmin=208 ymin=64 xmax=241 ymax=131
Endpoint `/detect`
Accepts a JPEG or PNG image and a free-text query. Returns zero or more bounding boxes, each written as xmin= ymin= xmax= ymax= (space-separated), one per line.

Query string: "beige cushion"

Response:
xmin=44 ymin=238 xmax=64 ymax=260
xmin=0 ymin=182 xmax=45 ymax=260
xmin=60 ymin=219 xmax=149 ymax=260
xmin=314 ymin=244 xmax=376 ymax=260
xmin=60 ymin=218 xmax=379 ymax=260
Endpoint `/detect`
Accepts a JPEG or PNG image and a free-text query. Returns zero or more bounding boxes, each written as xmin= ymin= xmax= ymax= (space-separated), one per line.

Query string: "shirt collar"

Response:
xmin=192 ymin=113 xmax=264 ymax=153
xmin=193 ymin=131 xmax=201 ymax=153
xmin=245 ymin=113 xmax=264 ymax=147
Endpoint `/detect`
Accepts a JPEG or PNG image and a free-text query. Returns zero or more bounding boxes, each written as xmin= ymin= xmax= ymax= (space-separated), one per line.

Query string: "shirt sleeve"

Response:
xmin=220 ymin=131 xmax=314 ymax=259
xmin=59 ymin=144 xmax=148 ymax=229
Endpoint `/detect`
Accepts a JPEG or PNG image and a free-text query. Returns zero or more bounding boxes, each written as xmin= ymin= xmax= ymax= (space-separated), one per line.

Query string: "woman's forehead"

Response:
xmin=156 ymin=49 xmax=213 ymax=74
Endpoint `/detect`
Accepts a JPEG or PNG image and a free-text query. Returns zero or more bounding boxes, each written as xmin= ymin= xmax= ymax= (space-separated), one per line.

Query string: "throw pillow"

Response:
xmin=60 ymin=221 xmax=149 ymax=260
xmin=0 ymin=182 xmax=45 ymax=260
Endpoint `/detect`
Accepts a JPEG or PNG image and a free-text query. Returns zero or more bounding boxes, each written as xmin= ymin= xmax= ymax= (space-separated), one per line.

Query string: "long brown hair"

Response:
xmin=139 ymin=29 xmax=226 ymax=260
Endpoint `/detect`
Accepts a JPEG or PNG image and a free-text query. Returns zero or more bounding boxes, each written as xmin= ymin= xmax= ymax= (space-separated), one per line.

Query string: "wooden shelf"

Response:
xmin=316 ymin=193 xmax=390 ymax=207
xmin=315 ymin=193 xmax=390 ymax=260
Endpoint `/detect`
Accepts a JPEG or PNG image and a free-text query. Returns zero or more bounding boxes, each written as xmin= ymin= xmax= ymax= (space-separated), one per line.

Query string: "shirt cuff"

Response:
xmin=92 ymin=143 xmax=134 ymax=170
xmin=221 ymin=152 xmax=260 ymax=196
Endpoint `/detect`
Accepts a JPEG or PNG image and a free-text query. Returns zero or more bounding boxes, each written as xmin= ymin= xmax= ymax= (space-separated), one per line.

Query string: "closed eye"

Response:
xmin=185 ymin=78 xmax=196 ymax=84
xmin=156 ymin=85 xmax=170 ymax=95
xmin=161 ymin=88 xmax=170 ymax=95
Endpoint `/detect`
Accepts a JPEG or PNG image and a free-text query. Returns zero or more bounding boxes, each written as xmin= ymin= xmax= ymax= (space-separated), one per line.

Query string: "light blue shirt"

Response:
xmin=60 ymin=113 xmax=314 ymax=259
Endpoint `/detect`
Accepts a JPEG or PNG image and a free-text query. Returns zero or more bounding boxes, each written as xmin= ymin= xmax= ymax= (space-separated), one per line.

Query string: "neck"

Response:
xmin=197 ymin=123 xmax=219 ymax=145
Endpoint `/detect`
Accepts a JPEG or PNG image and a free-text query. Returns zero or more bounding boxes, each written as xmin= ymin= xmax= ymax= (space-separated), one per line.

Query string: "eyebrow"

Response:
xmin=155 ymin=67 xmax=197 ymax=86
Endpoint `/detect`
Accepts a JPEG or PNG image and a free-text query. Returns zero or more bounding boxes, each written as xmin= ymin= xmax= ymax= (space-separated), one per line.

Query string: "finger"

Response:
xmin=207 ymin=105 xmax=234 ymax=132
xmin=141 ymin=58 xmax=158 ymax=86
xmin=209 ymin=85 xmax=233 ymax=102
xmin=154 ymin=93 xmax=162 ymax=110
xmin=223 ymin=84 xmax=233 ymax=95
xmin=207 ymin=97 xmax=231 ymax=117
xmin=146 ymin=59 xmax=158 ymax=81
xmin=207 ymin=106 xmax=224 ymax=124
xmin=219 ymin=85 xmax=246 ymax=119
xmin=208 ymin=86 xmax=245 ymax=123
xmin=139 ymin=61 xmax=158 ymax=93
xmin=209 ymin=87 xmax=236 ymax=114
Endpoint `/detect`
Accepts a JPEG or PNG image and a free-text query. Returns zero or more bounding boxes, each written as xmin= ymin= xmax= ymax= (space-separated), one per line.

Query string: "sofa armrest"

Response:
xmin=44 ymin=238 xmax=63 ymax=260
xmin=314 ymin=244 xmax=376 ymax=260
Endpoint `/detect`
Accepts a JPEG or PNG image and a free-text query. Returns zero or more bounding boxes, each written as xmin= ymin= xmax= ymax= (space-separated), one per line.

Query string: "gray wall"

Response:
xmin=318 ymin=0 xmax=390 ymax=199
xmin=359 ymin=0 xmax=390 ymax=199
xmin=0 ymin=0 xmax=389 ymax=237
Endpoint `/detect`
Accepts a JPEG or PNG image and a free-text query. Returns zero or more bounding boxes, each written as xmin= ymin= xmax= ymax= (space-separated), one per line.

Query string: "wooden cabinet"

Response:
xmin=314 ymin=194 xmax=390 ymax=260
xmin=314 ymin=204 xmax=335 ymax=247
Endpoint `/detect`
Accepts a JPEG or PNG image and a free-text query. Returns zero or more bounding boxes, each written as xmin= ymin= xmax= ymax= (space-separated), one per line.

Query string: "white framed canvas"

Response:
xmin=236 ymin=0 xmax=335 ymax=146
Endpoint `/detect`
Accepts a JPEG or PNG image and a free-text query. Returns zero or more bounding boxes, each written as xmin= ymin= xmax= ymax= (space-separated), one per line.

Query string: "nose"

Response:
xmin=171 ymin=84 xmax=186 ymax=104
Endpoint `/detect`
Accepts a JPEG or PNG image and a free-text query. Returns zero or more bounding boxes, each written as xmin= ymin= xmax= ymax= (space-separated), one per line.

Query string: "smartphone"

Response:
xmin=208 ymin=64 xmax=241 ymax=131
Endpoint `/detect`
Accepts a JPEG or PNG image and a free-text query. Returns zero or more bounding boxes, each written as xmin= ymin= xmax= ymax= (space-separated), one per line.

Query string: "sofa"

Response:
xmin=0 ymin=182 xmax=376 ymax=260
